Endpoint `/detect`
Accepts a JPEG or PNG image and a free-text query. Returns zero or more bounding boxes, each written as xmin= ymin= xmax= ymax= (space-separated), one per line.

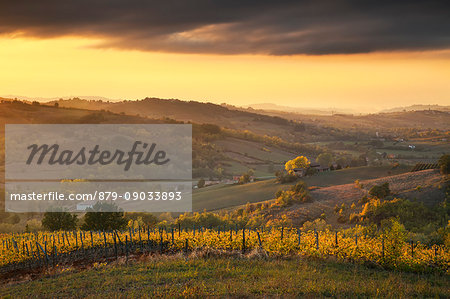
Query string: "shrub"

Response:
xmin=197 ymin=178 xmax=205 ymax=188
xmin=362 ymin=198 xmax=442 ymax=232
xmin=275 ymin=181 xmax=311 ymax=206
xmin=275 ymin=189 xmax=283 ymax=198
xmin=333 ymin=204 xmax=340 ymax=214
xmin=127 ymin=217 xmax=145 ymax=230
xmin=238 ymin=173 xmax=251 ymax=184
xmin=438 ymin=154 xmax=450 ymax=174
xmin=238 ymin=169 xmax=254 ymax=184
xmin=125 ymin=212 xmax=159 ymax=227
xmin=302 ymin=219 xmax=329 ymax=231
xmin=25 ymin=219 xmax=42 ymax=232
xmin=381 ymin=218 xmax=407 ymax=262
xmin=358 ymin=195 xmax=369 ymax=204
xmin=337 ymin=210 xmax=347 ymax=223
xmin=290 ymin=181 xmax=311 ymax=202
xmin=42 ymin=210 xmax=78 ymax=231
xmin=349 ymin=213 xmax=360 ymax=224
xmin=317 ymin=153 xmax=333 ymax=167
xmin=81 ymin=202 xmax=127 ymax=231
xmin=354 ymin=179 xmax=363 ymax=189
xmin=369 ymin=182 xmax=390 ymax=199
xmin=275 ymin=170 xmax=297 ymax=183
xmin=267 ymin=214 xmax=293 ymax=228
xmin=175 ymin=211 xmax=227 ymax=229
xmin=200 ymin=123 xmax=221 ymax=135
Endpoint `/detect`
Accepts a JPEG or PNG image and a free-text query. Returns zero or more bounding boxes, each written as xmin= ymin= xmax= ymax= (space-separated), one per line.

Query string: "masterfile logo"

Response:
xmin=6 ymin=124 xmax=191 ymax=180
xmin=5 ymin=124 xmax=192 ymax=213
xmin=26 ymin=141 xmax=170 ymax=171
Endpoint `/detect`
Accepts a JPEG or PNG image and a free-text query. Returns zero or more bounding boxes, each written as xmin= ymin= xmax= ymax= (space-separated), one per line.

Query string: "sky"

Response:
xmin=0 ymin=0 xmax=449 ymax=111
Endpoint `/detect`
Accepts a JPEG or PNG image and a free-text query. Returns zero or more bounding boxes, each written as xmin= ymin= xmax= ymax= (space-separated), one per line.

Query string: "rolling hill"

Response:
xmin=257 ymin=169 xmax=446 ymax=227
xmin=38 ymin=97 xmax=450 ymax=138
xmin=380 ymin=104 xmax=450 ymax=113
xmin=46 ymin=97 xmax=310 ymax=142
xmin=192 ymin=165 xmax=411 ymax=211
xmin=241 ymin=108 xmax=450 ymax=132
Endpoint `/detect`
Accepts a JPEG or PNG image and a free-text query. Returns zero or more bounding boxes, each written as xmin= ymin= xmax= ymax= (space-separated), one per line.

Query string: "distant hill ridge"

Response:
xmin=46 ymin=97 xmax=295 ymax=129
xmin=246 ymin=103 xmax=356 ymax=115
xmin=2 ymin=96 xmax=449 ymax=132
xmin=380 ymin=104 xmax=450 ymax=113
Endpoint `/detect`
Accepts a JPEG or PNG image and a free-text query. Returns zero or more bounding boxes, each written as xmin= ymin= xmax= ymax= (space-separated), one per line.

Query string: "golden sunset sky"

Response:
xmin=1 ymin=1 xmax=449 ymax=111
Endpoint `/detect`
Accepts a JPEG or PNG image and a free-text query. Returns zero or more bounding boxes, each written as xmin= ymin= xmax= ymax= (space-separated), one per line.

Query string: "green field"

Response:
xmin=220 ymin=160 xmax=283 ymax=177
xmin=305 ymin=139 xmax=449 ymax=161
xmin=193 ymin=179 xmax=281 ymax=211
xmin=2 ymin=255 xmax=448 ymax=298
xmin=302 ymin=164 xmax=410 ymax=187
xmin=214 ymin=137 xmax=297 ymax=176
xmin=214 ymin=137 xmax=297 ymax=163
xmin=375 ymin=140 xmax=449 ymax=160
xmin=193 ymin=165 xmax=410 ymax=211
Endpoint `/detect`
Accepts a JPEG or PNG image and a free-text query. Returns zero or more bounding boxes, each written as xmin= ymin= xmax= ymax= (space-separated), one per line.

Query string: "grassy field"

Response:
xmin=215 ymin=137 xmax=297 ymax=163
xmin=193 ymin=165 xmax=410 ymax=211
xmin=305 ymin=139 xmax=449 ymax=161
xmin=375 ymin=140 xmax=449 ymax=160
xmin=220 ymin=159 xmax=283 ymax=177
xmin=303 ymin=164 xmax=410 ymax=186
xmin=193 ymin=178 xmax=280 ymax=211
xmin=214 ymin=137 xmax=296 ymax=176
xmin=222 ymin=160 xmax=280 ymax=177
xmin=1 ymin=255 xmax=448 ymax=298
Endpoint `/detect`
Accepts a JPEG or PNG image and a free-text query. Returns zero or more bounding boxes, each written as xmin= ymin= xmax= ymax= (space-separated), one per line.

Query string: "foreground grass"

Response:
xmin=1 ymin=255 xmax=448 ymax=298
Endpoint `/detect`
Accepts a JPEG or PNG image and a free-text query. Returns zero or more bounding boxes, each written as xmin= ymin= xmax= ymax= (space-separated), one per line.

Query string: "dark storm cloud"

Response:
xmin=0 ymin=0 xmax=449 ymax=55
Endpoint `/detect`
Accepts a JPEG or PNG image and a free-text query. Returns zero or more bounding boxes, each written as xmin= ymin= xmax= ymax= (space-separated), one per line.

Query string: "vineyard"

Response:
xmin=411 ymin=163 xmax=439 ymax=172
xmin=1 ymin=226 xmax=449 ymax=278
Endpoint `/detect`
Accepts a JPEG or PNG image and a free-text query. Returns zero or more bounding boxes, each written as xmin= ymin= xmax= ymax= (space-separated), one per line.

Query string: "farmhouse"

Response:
xmin=293 ymin=163 xmax=330 ymax=177
xmin=311 ymin=162 xmax=330 ymax=172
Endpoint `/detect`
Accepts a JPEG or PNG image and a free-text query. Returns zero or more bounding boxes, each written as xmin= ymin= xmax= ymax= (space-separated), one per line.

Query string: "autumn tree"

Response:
xmin=285 ymin=156 xmax=310 ymax=174
xmin=317 ymin=153 xmax=333 ymax=167
xmin=81 ymin=202 xmax=127 ymax=231
xmin=42 ymin=210 xmax=78 ymax=231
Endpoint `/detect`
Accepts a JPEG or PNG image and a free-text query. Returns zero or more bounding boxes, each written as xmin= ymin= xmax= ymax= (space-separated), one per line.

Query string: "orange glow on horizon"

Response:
xmin=0 ymin=36 xmax=449 ymax=112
